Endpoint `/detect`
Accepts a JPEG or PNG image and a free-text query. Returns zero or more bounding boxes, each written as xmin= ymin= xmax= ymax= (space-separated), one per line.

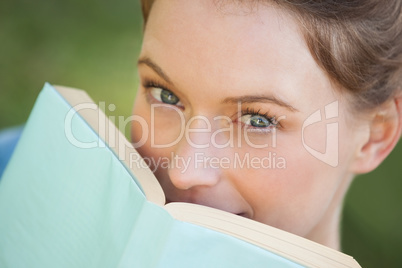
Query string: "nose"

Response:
xmin=168 ymin=116 xmax=223 ymax=190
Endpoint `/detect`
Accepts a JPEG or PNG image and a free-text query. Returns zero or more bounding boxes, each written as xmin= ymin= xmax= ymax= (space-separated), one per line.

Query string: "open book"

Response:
xmin=0 ymin=83 xmax=361 ymax=267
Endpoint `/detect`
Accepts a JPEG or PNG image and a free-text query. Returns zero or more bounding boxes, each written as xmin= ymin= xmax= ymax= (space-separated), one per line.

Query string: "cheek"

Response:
xmin=132 ymin=101 xmax=184 ymax=145
xmin=230 ymin=135 xmax=344 ymax=235
xmin=302 ymin=120 xmax=329 ymax=154
xmin=131 ymin=98 xmax=148 ymax=148
xmin=152 ymin=107 xmax=186 ymax=147
xmin=131 ymin=100 xmax=184 ymax=170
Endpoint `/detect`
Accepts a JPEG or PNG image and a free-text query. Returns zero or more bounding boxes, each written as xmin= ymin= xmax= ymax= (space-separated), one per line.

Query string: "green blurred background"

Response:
xmin=0 ymin=0 xmax=401 ymax=267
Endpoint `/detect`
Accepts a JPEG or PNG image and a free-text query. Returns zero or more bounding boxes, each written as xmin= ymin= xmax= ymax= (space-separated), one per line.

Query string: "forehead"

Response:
xmin=141 ymin=0 xmax=337 ymax=110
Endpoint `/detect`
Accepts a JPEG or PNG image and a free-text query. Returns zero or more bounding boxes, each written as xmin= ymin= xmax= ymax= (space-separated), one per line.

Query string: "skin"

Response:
xmin=131 ymin=0 xmax=399 ymax=249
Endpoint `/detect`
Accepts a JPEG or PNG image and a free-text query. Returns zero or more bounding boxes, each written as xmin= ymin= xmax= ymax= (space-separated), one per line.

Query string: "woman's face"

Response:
xmin=132 ymin=0 xmax=366 ymax=240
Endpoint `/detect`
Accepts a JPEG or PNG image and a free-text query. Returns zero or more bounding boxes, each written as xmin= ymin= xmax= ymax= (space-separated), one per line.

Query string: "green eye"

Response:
xmin=249 ymin=115 xmax=270 ymax=127
xmin=150 ymin=87 xmax=181 ymax=105
xmin=240 ymin=113 xmax=277 ymax=130
xmin=160 ymin=89 xmax=180 ymax=104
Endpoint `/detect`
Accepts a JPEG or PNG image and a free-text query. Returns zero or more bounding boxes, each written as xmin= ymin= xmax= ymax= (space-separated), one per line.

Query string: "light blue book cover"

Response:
xmin=0 ymin=83 xmax=360 ymax=268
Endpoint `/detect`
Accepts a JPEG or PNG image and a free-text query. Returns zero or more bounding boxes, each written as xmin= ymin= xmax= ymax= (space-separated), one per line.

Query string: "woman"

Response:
xmin=131 ymin=0 xmax=402 ymax=251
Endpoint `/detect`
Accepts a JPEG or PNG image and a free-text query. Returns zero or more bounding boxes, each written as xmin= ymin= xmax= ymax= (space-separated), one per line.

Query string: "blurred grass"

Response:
xmin=0 ymin=0 xmax=142 ymax=134
xmin=0 ymin=0 xmax=401 ymax=267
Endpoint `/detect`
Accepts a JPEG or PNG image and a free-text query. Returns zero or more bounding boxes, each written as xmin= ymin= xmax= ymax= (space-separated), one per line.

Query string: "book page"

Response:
xmin=0 ymin=84 xmax=151 ymax=267
xmin=165 ymin=202 xmax=361 ymax=268
xmin=54 ymin=85 xmax=165 ymax=206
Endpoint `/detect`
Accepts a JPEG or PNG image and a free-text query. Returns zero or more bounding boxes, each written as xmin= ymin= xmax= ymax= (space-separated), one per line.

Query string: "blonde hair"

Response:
xmin=140 ymin=0 xmax=402 ymax=111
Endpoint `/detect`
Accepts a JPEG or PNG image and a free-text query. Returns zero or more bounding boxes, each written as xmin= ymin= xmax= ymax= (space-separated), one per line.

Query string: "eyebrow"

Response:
xmin=138 ymin=57 xmax=298 ymax=112
xmin=222 ymin=95 xmax=299 ymax=112
xmin=138 ymin=57 xmax=174 ymax=85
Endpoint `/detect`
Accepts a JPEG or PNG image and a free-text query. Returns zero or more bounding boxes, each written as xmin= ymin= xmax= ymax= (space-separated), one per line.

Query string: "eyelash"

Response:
xmin=142 ymin=78 xmax=280 ymax=131
xmin=240 ymin=107 xmax=279 ymax=130
xmin=142 ymin=80 xmax=169 ymax=93
xmin=142 ymin=79 xmax=182 ymax=105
